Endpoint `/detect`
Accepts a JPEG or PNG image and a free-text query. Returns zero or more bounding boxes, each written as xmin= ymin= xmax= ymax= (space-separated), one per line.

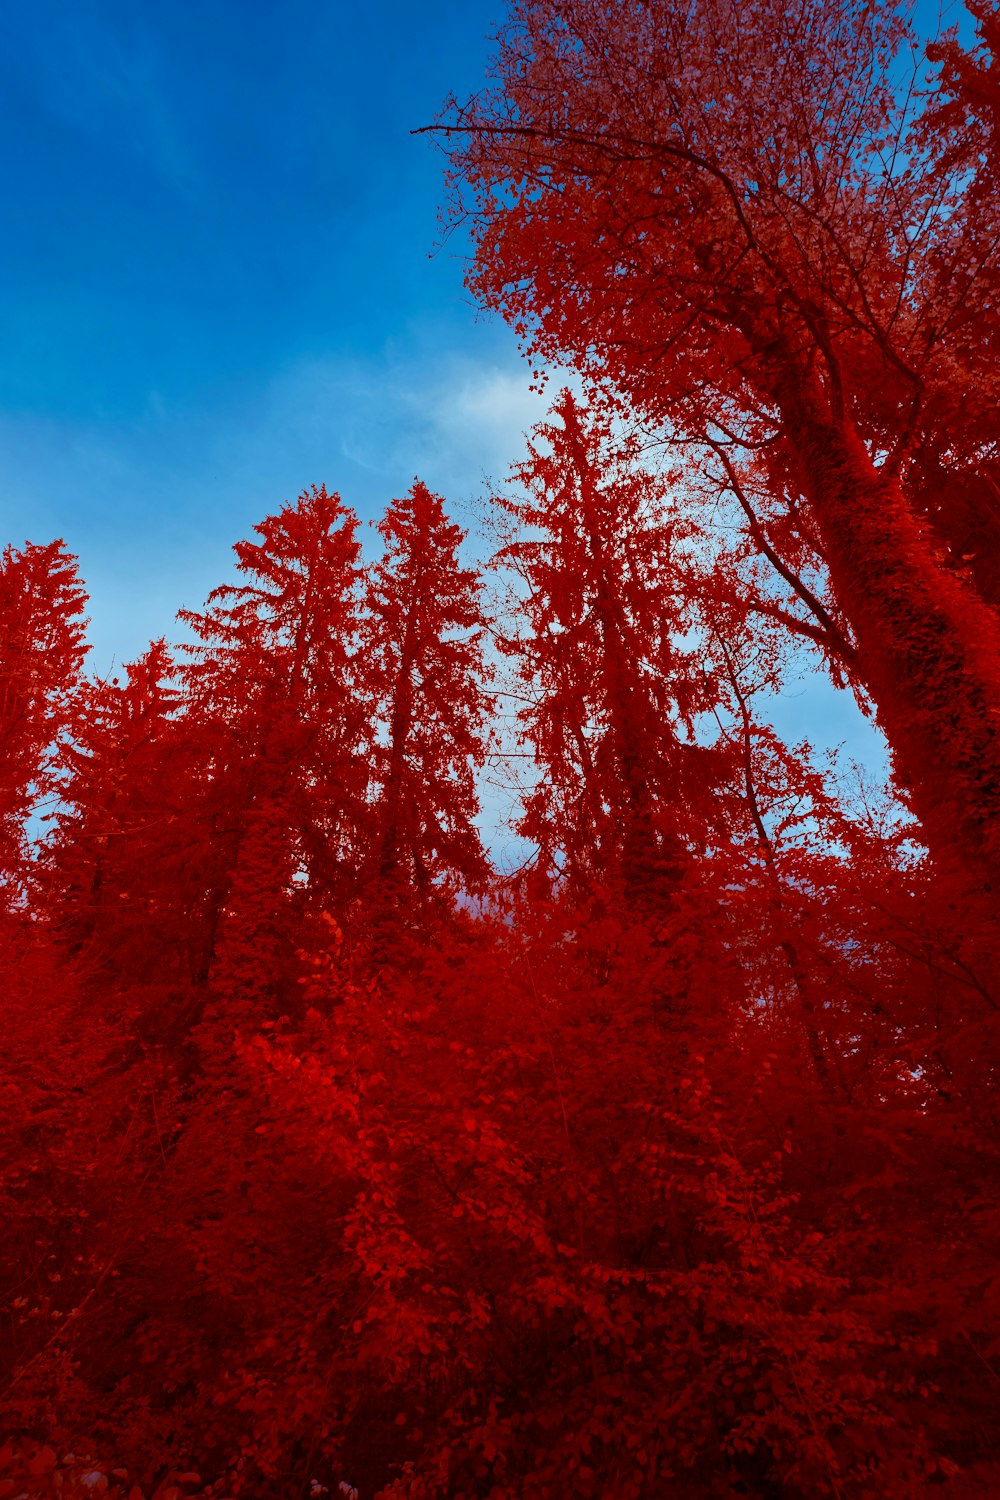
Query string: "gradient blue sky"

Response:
xmin=1 ymin=0 xmax=899 ymax=850
xmin=0 ymin=0 xmax=542 ymax=658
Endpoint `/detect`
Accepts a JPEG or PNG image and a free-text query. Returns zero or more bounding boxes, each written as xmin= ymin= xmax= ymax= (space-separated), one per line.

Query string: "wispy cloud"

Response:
xmin=0 ymin=337 xmax=890 ymax=846
xmin=246 ymin=346 xmax=555 ymax=506
xmin=0 ymin=340 xmax=551 ymax=667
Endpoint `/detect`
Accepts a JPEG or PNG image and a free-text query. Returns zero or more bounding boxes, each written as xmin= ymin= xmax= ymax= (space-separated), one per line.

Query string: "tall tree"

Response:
xmin=362 ymin=480 xmax=492 ymax=944
xmin=42 ymin=638 xmax=183 ymax=971
xmin=177 ymin=485 xmax=367 ymax=1012
xmin=492 ymin=390 xmax=712 ymax=911
xmin=439 ymin=0 xmax=1000 ymax=896
xmin=0 ymin=539 xmax=88 ymax=906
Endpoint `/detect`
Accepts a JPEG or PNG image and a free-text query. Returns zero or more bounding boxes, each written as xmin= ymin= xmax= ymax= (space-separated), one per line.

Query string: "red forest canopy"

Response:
xmin=1 ymin=2 xmax=999 ymax=1497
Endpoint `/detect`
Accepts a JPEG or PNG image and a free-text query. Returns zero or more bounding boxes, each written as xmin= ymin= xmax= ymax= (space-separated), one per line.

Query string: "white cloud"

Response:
xmin=0 ymin=340 xmax=892 ymax=852
xmin=0 ymin=338 xmax=552 ymax=673
xmin=245 ymin=345 xmax=556 ymax=509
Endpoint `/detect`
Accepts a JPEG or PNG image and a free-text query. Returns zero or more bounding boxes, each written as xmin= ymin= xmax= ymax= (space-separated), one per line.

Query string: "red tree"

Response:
xmin=0 ymin=539 xmax=88 ymax=906
xmin=439 ymin=0 xmax=1000 ymax=898
xmin=361 ymin=480 xmax=493 ymax=948
xmin=42 ymin=640 xmax=181 ymax=965
xmin=491 ymin=389 xmax=716 ymax=911
xmin=177 ymin=484 xmax=368 ymax=1015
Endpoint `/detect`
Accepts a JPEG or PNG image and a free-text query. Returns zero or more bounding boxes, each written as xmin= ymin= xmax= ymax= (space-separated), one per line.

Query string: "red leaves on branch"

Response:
xmin=1 ymin=441 xmax=997 ymax=1498
xmin=442 ymin=0 xmax=1000 ymax=898
xmin=2 ymin=2 xmax=1000 ymax=1495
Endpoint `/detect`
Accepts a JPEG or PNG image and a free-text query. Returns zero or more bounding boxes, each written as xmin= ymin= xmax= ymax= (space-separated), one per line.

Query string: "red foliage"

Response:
xmin=361 ymin=480 xmax=493 ymax=941
xmin=442 ymin=0 xmax=1000 ymax=898
xmin=490 ymin=389 xmax=715 ymax=905
xmin=2 ymin=3 xmax=1000 ymax=1496
xmin=0 ymin=539 xmax=88 ymax=906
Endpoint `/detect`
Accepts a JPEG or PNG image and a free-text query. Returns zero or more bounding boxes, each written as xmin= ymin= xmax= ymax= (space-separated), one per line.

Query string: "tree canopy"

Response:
xmin=1 ymin=3 xmax=999 ymax=1496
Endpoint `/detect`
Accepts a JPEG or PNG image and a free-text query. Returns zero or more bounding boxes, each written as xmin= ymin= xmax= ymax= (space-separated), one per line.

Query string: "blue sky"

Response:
xmin=0 ymin=0 xmax=542 ymax=660
xmin=0 ymin=0 xmax=896 ymax=852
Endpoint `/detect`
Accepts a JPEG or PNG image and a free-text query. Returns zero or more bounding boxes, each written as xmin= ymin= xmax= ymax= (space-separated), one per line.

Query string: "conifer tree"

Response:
xmin=42 ymin=639 xmax=182 ymax=972
xmin=361 ymin=480 xmax=492 ymax=945
xmin=493 ymin=392 xmax=712 ymax=912
xmin=177 ymin=484 xmax=367 ymax=1011
xmin=0 ymin=539 xmax=88 ymax=907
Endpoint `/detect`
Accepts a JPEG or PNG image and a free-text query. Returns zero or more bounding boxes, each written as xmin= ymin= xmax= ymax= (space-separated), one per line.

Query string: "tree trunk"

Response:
xmin=774 ymin=365 xmax=1000 ymax=896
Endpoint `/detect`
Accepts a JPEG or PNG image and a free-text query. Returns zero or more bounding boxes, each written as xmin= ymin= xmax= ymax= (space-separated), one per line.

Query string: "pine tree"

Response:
xmin=43 ymin=639 xmax=180 ymax=964
xmin=0 ymin=539 xmax=88 ymax=907
xmin=177 ymin=484 xmax=367 ymax=1013
xmin=361 ymin=480 xmax=492 ymax=951
xmin=492 ymin=391 xmax=712 ymax=913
